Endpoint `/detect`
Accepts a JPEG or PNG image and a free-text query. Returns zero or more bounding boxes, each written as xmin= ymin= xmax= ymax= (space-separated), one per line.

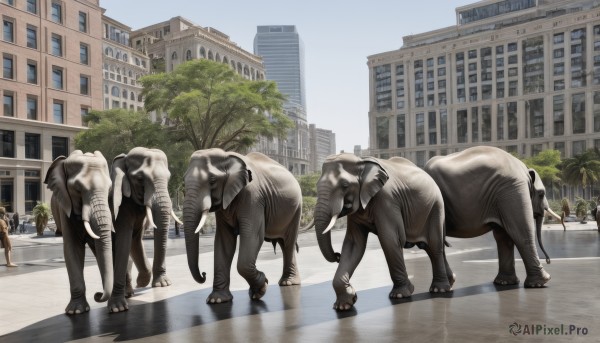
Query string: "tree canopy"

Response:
xmin=141 ymin=59 xmax=293 ymax=152
xmin=522 ymin=149 xmax=562 ymax=186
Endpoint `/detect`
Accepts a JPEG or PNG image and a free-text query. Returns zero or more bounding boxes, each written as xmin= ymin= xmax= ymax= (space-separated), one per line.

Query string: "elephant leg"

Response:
xmin=61 ymin=221 xmax=89 ymax=315
xmin=279 ymin=209 xmax=301 ymax=286
xmin=207 ymin=214 xmax=237 ymax=304
xmin=332 ymin=221 xmax=368 ymax=311
xmin=109 ymin=214 xmax=134 ymax=313
xmin=377 ymin=222 xmax=414 ymax=299
xmin=424 ymin=245 xmax=452 ymax=293
xmin=237 ymin=216 xmax=268 ymax=300
xmin=130 ymin=226 xmax=152 ymax=288
xmin=125 ymin=258 xmax=134 ymax=298
xmin=492 ymin=226 xmax=520 ymax=285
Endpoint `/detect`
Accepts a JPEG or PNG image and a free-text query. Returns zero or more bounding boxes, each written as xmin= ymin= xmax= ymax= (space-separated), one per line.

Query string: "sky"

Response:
xmin=101 ymin=0 xmax=474 ymax=152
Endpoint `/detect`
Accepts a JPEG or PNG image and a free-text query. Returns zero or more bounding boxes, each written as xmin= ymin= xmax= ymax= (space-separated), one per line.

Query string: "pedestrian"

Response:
xmin=13 ymin=211 xmax=20 ymax=234
xmin=9 ymin=216 xmax=15 ymax=235
xmin=0 ymin=207 xmax=17 ymax=267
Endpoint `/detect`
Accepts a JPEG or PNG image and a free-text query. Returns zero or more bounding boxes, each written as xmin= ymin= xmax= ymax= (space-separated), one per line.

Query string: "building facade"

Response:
xmin=309 ymin=124 xmax=336 ymax=173
xmin=368 ymin=0 xmax=600 ymax=167
xmin=1 ymin=0 xmax=103 ymax=213
xmin=254 ymin=25 xmax=310 ymax=174
xmin=102 ymin=14 xmax=149 ymax=112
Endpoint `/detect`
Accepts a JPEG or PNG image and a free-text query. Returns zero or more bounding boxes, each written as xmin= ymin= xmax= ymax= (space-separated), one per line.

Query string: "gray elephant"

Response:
xmin=45 ymin=151 xmax=114 ymax=314
xmin=424 ymin=146 xmax=563 ymax=288
xmin=183 ymin=149 xmax=302 ymax=304
xmin=314 ymin=154 xmax=453 ymax=311
xmin=109 ymin=147 xmax=182 ymax=312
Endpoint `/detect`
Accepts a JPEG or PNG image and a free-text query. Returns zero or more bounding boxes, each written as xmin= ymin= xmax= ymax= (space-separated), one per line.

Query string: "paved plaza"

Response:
xmin=1 ymin=222 xmax=599 ymax=342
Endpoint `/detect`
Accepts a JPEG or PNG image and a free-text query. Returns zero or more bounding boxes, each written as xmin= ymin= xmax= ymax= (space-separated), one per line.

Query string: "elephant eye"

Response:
xmin=341 ymin=181 xmax=349 ymax=189
xmin=209 ymin=176 xmax=217 ymax=185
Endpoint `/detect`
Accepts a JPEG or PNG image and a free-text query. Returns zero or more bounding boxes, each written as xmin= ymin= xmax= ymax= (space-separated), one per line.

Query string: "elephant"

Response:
xmin=45 ymin=151 xmax=114 ymax=314
xmin=424 ymin=146 xmax=563 ymax=288
xmin=314 ymin=154 xmax=453 ymax=311
xmin=183 ymin=149 xmax=302 ymax=304
xmin=109 ymin=147 xmax=182 ymax=312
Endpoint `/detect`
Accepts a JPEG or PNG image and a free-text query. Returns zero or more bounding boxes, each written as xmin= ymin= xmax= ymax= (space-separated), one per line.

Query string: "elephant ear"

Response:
xmin=223 ymin=155 xmax=253 ymax=209
xmin=44 ymin=156 xmax=72 ymax=218
xmin=359 ymin=157 xmax=389 ymax=209
xmin=111 ymin=154 xmax=131 ymax=219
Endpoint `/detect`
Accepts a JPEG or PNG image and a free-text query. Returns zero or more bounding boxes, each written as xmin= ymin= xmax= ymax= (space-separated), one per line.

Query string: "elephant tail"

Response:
xmin=444 ymin=239 xmax=452 ymax=248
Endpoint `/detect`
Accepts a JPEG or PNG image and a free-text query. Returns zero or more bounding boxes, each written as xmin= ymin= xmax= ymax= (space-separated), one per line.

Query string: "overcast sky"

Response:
xmin=101 ymin=0 xmax=474 ymax=152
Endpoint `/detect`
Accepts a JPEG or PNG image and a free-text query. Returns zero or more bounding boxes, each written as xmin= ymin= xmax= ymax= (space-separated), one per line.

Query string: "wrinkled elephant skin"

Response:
xmin=424 ymin=146 xmax=552 ymax=288
xmin=45 ymin=150 xmax=115 ymax=314
xmin=183 ymin=149 xmax=302 ymax=304
xmin=314 ymin=154 xmax=453 ymax=311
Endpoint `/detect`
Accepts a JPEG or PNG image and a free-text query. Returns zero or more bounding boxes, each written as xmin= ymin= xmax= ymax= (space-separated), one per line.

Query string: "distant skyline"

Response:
xmin=101 ymin=0 xmax=473 ymax=153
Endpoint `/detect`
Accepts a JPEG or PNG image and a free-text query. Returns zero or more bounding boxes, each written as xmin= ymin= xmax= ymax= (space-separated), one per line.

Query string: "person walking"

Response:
xmin=0 ymin=208 xmax=17 ymax=267
xmin=13 ymin=211 xmax=20 ymax=234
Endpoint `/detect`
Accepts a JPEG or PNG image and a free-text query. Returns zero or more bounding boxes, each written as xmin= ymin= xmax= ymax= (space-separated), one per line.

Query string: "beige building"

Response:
xmin=102 ymin=14 xmax=149 ymax=112
xmin=1 ymin=0 xmax=103 ymax=213
xmin=368 ymin=0 xmax=600 ymax=167
xmin=309 ymin=123 xmax=336 ymax=173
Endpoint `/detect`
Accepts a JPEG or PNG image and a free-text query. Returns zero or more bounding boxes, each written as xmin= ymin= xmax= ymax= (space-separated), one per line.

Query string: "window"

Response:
xmin=25 ymin=179 xmax=40 ymax=212
xmin=27 ymin=62 xmax=37 ymax=84
xmin=572 ymin=93 xmax=586 ymax=134
xmin=78 ymin=12 xmax=87 ymax=32
xmin=53 ymin=101 xmax=64 ymax=124
xmin=554 ymin=33 xmax=564 ymax=44
xmin=471 ymin=107 xmax=479 ymax=143
xmin=51 ymin=136 xmax=68 ymax=160
xmin=428 ymin=111 xmax=437 ymax=145
xmin=595 ymin=92 xmax=600 ymax=132
xmin=456 ymin=52 xmax=464 ymax=62
xmin=26 ymin=26 xmax=37 ymax=49
xmin=438 ymin=56 xmax=446 ymax=65
xmin=396 ymin=114 xmax=405 ymax=148
xmin=81 ymin=107 xmax=88 ymax=126
xmin=51 ymin=34 xmax=62 ymax=57
xmin=3 ymin=19 xmax=14 ymax=43
xmin=4 ymin=0 xmax=13 ymax=5
xmin=468 ymin=49 xmax=477 ymax=59
xmin=482 ymin=106 xmax=491 ymax=142
xmin=496 ymin=45 xmax=504 ymax=54
xmin=80 ymin=44 xmax=88 ymax=65
xmin=376 ymin=116 xmax=389 ymax=149
xmin=3 ymin=93 xmax=14 ymax=116
xmin=527 ymin=99 xmax=544 ymax=138
xmin=554 ymin=79 xmax=565 ymax=90
xmin=51 ymin=3 xmax=62 ymax=24
xmin=497 ymin=103 xmax=505 ymax=141
xmin=374 ymin=64 xmax=392 ymax=111
xmin=26 ymin=0 xmax=37 ymax=14
xmin=0 ymin=130 xmax=15 ymax=158
xmin=416 ymin=113 xmax=425 ymax=145
xmin=508 ymin=81 xmax=518 ymax=97
xmin=553 ymin=95 xmax=564 ymax=136
xmin=457 ymin=109 xmax=468 ymax=143
xmin=440 ymin=109 xmax=448 ymax=144
xmin=553 ymin=62 xmax=564 ymax=76
xmin=507 ymin=102 xmax=518 ymax=140
xmin=186 ymin=50 xmax=192 ymax=61
xmin=573 ymin=141 xmax=586 ymax=156
xmin=52 ymin=67 xmax=63 ymax=89
xmin=80 ymin=75 xmax=89 ymax=95
xmin=111 ymin=86 xmax=119 ymax=97
xmin=25 ymin=133 xmax=40 ymax=159
xmin=427 ymin=58 xmax=433 ymax=68
xmin=438 ymin=67 xmax=446 ymax=77
xmin=26 ymin=96 xmax=37 ymax=120
xmin=508 ymin=42 xmax=517 ymax=52
xmin=497 ymin=81 xmax=505 ymax=98
xmin=3 ymin=55 xmax=13 ymax=79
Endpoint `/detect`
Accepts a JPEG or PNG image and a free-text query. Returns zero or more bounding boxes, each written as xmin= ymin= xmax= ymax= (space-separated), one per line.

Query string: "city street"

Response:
xmin=1 ymin=222 xmax=599 ymax=342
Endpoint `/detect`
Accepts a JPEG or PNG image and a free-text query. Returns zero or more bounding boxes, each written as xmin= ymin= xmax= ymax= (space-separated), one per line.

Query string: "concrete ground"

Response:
xmin=1 ymin=222 xmax=599 ymax=342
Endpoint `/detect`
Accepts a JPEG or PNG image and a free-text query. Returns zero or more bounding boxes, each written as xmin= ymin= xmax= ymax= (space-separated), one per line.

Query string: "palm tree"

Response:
xmin=560 ymin=149 xmax=600 ymax=199
xmin=32 ymin=202 xmax=51 ymax=236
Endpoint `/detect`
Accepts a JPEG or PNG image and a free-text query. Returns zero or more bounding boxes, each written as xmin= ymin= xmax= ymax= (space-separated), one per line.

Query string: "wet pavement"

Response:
xmin=1 ymin=222 xmax=599 ymax=342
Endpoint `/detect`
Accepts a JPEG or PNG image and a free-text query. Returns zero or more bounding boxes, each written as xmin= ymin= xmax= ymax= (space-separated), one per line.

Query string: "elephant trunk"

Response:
xmin=314 ymin=199 xmax=340 ymax=263
xmin=85 ymin=192 xmax=114 ymax=303
xmin=183 ymin=188 xmax=207 ymax=284
xmin=535 ymin=215 xmax=551 ymax=264
xmin=151 ymin=181 xmax=172 ymax=277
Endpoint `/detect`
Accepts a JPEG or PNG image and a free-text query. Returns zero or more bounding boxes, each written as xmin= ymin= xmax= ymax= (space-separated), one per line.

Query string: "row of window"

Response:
xmin=376 ymin=92 xmax=600 ymax=149
xmin=2 ymin=91 xmax=89 ymax=124
xmin=3 ymin=55 xmax=91 ymax=96
xmin=170 ymin=47 xmax=263 ymax=80
xmin=0 ymin=129 xmax=68 ymax=161
xmin=104 ymin=47 xmax=146 ymax=67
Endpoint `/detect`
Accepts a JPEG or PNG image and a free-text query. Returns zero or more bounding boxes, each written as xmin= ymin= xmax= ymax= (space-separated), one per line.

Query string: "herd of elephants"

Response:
xmin=46 ymin=145 xmax=581 ymax=314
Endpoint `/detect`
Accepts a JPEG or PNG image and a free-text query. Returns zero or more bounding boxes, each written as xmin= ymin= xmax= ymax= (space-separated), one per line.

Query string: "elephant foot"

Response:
xmin=429 ymin=280 xmax=453 ymax=293
xmin=65 ymin=297 xmax=90 ymax=315
xmin=448 ymin=272 xmax=456 ymax=286
xmin=108 ymin=295 xmax=129 ymax=313
xmin=333 ymin=285 xmax=357 ymax=311
xmin=524 ymin=270 xmax=551 ymax=288
xmin=389 ymin=282 xmax=415 ymax=299
xmin=152 ymin=274 xmax=172 ymax=288
xmin=207 ymin=290 xmax=234 ymax=304
xmin=494 ymin=273 xmax=520 ymax=286
xmin=249 ymin=278 xmax=269 ymax=300
xmin=136 ymin=270 xmax=152 ymax=288
xmin=278 ymin=275 xmax=301 ymax=286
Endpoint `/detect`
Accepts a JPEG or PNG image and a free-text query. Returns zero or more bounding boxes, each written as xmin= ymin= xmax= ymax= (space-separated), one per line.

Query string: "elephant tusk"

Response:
xmin=300 ymin=219 xmax=314 ymax=232
xmin=546 ymin=208 xmax=565 ymax=230
xmin=145 ymin=206 xmax=157 ymax=230
xmin=195 ymin=210 xmax=209 ymax=234
xmin=84 ymin=221 xmax=100 ymax=239
xmin=322 ymin=215 xmax=338 ymax=235
xmin=171 ymin=210 xmax=183 ymax=225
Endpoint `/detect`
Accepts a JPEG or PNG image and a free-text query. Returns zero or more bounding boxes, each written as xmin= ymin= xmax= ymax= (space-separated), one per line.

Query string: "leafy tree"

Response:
xmin=523 ymin=149 xmax=562 ymax=199
xmin=75 ymin=109 xmax=170 ymax=162
xmin=560 ymin=149 xmax=600 ymax=193
xmin=296 ymin=173 xmax=320 ymax=197
xmin=141 ymin=59 xmax=293 ymax=152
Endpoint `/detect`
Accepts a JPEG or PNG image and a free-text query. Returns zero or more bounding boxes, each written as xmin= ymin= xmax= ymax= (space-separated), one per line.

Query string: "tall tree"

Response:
xmin=560 ymin=149 xmax=600 ymax=198
xmin=141 ymin=59 xmax=293 ymax=152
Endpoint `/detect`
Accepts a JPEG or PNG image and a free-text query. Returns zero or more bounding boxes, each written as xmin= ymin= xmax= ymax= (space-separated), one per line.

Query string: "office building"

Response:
xmin=102 ymin=14 xmax=149 ymax=112
xmin=309 ymin=124 xmax=336 ymax=173
xmin=254 ymin=25 xmax=310 ymax=174
xmin=368 ymin=0 xmax=600 ymax=167
xmin=1 ymin=0 xmax=103 ymax=213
